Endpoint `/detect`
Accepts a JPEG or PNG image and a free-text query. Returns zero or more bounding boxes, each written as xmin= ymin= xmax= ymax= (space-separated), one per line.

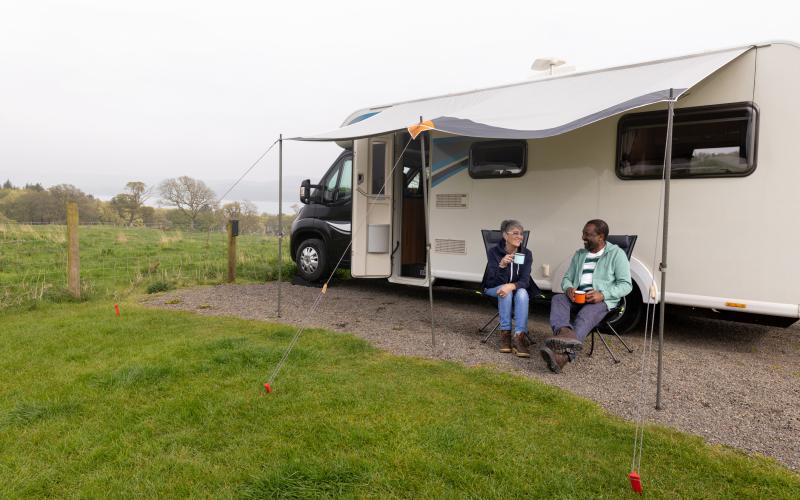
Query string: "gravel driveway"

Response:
xmin=144 ymin=279 xmax=800 ymax=471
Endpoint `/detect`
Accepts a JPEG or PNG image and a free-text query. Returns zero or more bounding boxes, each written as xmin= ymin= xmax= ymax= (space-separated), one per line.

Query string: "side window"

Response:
xmin=616 ymin=103 xmax=758 ymax=179
xmin=469 ymin=140 xmax=527 ymax=179
xmin=403 ymin=166 xmax=421 ymax=197
xmin=322 ymin=162 xmax=340 ymax=203
xmin=337 ymin=158 xmax=352 ymax=201
xmin=371 ymin=142 xmax=387 ymax=195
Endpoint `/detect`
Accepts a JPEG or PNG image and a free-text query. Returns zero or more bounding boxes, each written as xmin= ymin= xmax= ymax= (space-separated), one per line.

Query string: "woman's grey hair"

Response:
xmin=500 ymin=219 xmax=523 ymax=234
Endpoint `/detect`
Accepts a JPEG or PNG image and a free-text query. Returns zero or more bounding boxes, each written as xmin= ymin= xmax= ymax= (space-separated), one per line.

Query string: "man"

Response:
xmin=540 ymin=219 xmax=632 ymax=373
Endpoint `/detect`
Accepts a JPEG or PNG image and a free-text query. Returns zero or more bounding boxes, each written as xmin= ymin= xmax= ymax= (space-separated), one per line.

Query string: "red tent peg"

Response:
xmin=629 ymin=471 xmax=643 ymax=494
xmin=114 ymin=304 xmax=120 ymax=316
xmin=263 ymin=382 xmax=272 ymax=393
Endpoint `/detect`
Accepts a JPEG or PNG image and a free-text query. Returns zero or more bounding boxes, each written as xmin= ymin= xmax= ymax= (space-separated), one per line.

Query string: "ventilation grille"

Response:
xmin=435 ymin=239 xmax=466 ymax=254
xmin=436 ymin=193 xmax=468 ymax=208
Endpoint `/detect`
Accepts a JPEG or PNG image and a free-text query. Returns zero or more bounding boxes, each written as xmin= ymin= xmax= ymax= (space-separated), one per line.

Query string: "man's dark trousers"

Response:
xmin=549 ymin=293 xmax=609 ymax=342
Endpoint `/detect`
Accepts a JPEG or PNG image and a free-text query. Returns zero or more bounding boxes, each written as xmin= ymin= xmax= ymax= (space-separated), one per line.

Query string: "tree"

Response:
xmin=220 ymin=200 xmax=263 ymax=234
xmin=158 ymin=176 xmax=217 ymax=230
xmin=111 ymin=181 xmax=152 ymax=225
xmin=2 ymin=179 xmax=13 ymax=189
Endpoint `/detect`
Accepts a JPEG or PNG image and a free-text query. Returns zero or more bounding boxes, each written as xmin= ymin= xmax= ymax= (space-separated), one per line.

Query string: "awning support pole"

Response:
xmin=656 ymin=94 xmax=675 ymax=410
xmin=277 ymin=133 xmax=283 ymax=318
xmin=420 ymin=129 xmax=435 ymax=351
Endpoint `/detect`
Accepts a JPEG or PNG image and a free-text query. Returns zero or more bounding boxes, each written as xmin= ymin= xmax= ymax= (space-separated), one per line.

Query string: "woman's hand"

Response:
xmin=499 ymin=254 xmax=514 ymax=269
xmin=497 ymin=283 xmax=516 ymax=298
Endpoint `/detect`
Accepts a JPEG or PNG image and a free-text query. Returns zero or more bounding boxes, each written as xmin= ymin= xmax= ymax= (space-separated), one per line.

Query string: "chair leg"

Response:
xmin=479 ymin=312 xmax=499 ymax=333
xmin=596 ymin=330 xmax=620 ymax=364
xmin=480 ymin=322 xmax=500 ymax=344
xmin=605 ymin=322 xmax=634 ymax=353
xmin=589 ymin=329 xmax=596 ymax=357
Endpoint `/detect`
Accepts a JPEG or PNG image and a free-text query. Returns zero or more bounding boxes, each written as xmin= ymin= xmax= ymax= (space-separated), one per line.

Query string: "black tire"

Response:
xmin=600 ymin=283 xmax=644 ymax=334
xmin=295 ymin=238 xmax=328 ymax=282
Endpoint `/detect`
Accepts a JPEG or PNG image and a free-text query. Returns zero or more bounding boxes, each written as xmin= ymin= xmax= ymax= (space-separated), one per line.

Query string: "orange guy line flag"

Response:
xmin=407 ymin=120 xmax=435 ymax=139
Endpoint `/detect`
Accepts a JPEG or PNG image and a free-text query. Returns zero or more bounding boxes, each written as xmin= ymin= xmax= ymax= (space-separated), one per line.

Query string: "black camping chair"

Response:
xmin=587 ymin=234 xmax=637 ymax=363
xmin=478 ymin=229 xmax=541 ymax=345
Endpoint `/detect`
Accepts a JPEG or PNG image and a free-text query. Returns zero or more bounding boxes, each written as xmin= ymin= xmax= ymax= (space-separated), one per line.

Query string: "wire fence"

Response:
xmin=0 ymin=221 xmax=294 ymax=310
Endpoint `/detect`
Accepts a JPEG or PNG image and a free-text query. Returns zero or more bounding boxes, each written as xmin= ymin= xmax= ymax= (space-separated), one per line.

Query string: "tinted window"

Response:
xmin=338 ymin=158 xmax=352 ymax=200
xmin=371 ymin=142 xmax=386 ymax=194
xmin=617 ymin=103 xmax=758 ymax=179
xmin=322 ymin=161 xmax=341 ymax=202
xmin=469 ymin=140 xmax=527 ymax=179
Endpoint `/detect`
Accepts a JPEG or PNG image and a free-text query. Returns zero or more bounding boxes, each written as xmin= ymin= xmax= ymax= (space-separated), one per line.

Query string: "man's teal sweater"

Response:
xmin=561 ymin=241 xmax=633 ymax=309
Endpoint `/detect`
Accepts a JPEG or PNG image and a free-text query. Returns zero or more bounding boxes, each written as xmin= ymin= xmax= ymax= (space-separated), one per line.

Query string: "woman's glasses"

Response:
xmin=506 ymin=231 xmax=523 ymax=237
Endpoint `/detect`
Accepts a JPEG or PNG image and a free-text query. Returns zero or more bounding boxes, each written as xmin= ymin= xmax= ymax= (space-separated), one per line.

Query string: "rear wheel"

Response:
xmin=600 ymin=283 xmax=644 ymax=334
xmin=295 ymin=238 xmax=328 ymax=282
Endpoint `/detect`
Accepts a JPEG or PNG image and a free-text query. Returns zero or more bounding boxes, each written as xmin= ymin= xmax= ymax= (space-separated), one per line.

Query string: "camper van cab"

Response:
xmin=291 ymin=150 xmax=354 ymax=282
xmin=291 ymin=41 xmax=800 ymax=332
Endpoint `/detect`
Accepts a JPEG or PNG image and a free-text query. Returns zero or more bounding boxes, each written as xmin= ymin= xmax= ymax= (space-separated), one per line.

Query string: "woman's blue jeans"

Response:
xmin=484 ymin=286 xmax=529 ymax=334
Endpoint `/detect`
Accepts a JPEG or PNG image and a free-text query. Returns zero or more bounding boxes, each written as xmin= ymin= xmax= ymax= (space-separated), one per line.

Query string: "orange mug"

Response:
xmin=574 ymin=290 xmax=586 ymax=304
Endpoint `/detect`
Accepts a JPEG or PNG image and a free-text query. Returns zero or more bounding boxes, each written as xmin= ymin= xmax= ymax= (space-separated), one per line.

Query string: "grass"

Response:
xmin=1 ymin=302 xmax=798 ymax=498
xmin=0 ymin=223 xmax=295 ymax=309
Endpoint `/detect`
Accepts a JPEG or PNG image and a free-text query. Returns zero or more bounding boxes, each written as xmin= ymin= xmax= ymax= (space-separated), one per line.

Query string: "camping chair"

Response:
xmin=477 ymin=229 xmax=540 ymax=345
xmin=587 ymin=234 xmax=637 ymax=363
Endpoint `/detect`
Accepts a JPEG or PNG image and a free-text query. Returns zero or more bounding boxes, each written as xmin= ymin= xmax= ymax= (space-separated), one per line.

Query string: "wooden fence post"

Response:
xmin=227 ymin=219 xmax=238 ymax=283
xmin=66 ymin=202 xmax=80 ymax=298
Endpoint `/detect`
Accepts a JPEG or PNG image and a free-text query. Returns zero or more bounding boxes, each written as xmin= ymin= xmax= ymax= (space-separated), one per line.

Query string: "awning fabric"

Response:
xmin=295 ymin=46 xmax=750 ymax=141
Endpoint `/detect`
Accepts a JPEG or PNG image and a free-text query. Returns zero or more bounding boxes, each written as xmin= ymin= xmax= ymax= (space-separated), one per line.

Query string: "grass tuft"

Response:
xmin=2 ymin=399 xmax=82 ymax=427
xmin=240 ymin=463 xmax=368 ymax=499
xmin=86 ymin=364 xmax=179 ymax=389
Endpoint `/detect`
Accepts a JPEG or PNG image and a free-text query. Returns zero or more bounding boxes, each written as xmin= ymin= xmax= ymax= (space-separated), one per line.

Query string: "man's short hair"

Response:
xmin=586 ymin=219 xmax=609 ymax=239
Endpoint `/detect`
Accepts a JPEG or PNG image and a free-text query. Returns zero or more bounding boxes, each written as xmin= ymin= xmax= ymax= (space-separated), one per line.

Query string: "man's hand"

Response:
xmin=497 ymin=283 xmax=516 ymax=298
xmin=566 ymin=287 xmax=576 ymax=302
xmin=586 ymin=290 xmax=605 ymax=304
xmin=499 ymin=254 xmax=513 ymax=269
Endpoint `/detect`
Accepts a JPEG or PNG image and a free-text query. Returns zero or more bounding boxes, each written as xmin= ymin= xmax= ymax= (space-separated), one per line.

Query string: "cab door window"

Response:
xmin=337 ymin=158 xmax=352 ymax=201
xmin=321 ymin=156 xmax=352 ymax=204
xmin=321 ymin=164 xmax=340 ymax=203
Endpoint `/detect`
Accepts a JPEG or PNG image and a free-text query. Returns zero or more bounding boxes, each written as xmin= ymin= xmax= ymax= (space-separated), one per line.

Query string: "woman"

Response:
xmin=483 ymin=219 xmax=533 ymax=357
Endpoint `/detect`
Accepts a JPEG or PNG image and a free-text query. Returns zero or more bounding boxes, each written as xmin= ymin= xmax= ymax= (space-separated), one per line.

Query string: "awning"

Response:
xmin=295 ymin=46 xmax=750 ymax=141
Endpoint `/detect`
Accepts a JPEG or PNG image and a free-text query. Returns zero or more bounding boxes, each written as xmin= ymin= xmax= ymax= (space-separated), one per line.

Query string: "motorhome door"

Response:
xmin=351 ymin=136 xmax=393 ymax=277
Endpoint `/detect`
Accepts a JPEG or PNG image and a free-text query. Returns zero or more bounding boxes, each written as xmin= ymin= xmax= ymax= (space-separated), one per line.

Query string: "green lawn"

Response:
xmin=0 ymin=223 xmax=294 ymax=309
xmin=1 ymin=302 xmax=798 ymax=498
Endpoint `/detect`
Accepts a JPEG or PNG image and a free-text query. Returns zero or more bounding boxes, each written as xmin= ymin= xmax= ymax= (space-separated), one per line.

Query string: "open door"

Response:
xmin=351 ymin=135 xmax=393 ymax=277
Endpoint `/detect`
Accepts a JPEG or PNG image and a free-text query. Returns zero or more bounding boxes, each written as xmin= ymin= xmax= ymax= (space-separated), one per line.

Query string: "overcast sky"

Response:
xmin=1 ymin=0 xmax=798 ymax=212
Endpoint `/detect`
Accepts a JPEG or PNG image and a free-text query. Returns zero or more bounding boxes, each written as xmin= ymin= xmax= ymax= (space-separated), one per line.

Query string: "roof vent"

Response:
xmin=529 ymin=57 xmax=575 ymax=77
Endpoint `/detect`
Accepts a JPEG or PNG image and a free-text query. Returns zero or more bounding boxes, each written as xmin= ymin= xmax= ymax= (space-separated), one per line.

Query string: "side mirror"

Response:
xmin=299 ymin=179 xmax=311 ymax=204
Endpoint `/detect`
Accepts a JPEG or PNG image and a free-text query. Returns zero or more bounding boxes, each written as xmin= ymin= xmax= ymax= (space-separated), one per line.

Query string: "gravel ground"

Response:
xmin=144 ymin=279 xmax=800 ymax=471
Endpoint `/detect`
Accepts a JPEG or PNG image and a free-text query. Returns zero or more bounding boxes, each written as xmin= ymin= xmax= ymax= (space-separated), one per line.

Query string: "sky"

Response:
xmin=1 ymin=0 xmax=798 ymax=213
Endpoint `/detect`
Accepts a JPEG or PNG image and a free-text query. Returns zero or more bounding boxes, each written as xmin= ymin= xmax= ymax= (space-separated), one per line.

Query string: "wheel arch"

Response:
xmin=291 ymin=228 xmax=327 ymax=261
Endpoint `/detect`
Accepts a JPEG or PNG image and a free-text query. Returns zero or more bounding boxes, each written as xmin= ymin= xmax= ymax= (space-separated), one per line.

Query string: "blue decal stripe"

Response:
xmin=348 ymin=112 xmax=380 ymax=124
xmin=432 ymin=163 xmax=468 ymax=187
xmin=432 ymin=155 xmax=468 ymax=172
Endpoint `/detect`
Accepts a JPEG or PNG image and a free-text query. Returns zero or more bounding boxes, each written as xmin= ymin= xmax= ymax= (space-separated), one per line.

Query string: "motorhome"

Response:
xmin=290 ymin=41 xmax=800 ymax=332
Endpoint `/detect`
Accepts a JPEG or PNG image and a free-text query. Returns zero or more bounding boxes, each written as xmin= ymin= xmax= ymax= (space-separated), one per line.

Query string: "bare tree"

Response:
xmin=158 ymin=176 xmax=217 ymax=229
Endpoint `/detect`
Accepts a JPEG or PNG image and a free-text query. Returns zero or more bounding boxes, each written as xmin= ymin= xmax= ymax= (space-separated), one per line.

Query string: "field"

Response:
xmin=1 ymin=224 xmax=799 ymax=497
xmin=0 ymin=223 xmax=294 ymax=309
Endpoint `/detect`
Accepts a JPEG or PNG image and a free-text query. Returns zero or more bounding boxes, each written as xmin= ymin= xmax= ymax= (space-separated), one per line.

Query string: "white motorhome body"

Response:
xmin=305 ymin=42 xmax=800 ymax=327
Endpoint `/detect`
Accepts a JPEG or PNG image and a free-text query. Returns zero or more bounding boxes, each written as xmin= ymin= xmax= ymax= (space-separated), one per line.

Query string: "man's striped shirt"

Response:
xmin=578 ymin=246 xmax=605 ymax=291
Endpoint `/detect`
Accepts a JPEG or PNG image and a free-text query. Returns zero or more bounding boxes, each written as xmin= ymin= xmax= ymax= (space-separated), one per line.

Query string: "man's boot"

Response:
xmin=512 ymin=333 xmax=530 ymax=358
xmin=545 ymin=326 xmax=583 ymax=353
xmin=499 ymin=330 xmax=512 ymax=353
xmin=540 ymin=346 xmax=570 ymax=373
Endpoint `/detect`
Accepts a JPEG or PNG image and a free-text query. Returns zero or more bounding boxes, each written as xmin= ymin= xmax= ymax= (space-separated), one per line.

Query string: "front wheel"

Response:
xmin=600 ymin=283 xmax=643 ymax=334
xmin=295 ymin=238 xmax=328 ymax=282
